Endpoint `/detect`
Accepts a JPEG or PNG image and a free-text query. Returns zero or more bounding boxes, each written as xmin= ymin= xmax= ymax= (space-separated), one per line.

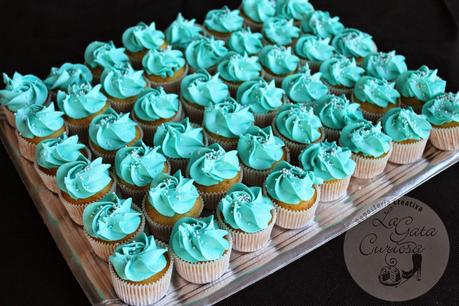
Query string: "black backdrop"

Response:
xmin=0 ymin=1 xmax=458 ymax=305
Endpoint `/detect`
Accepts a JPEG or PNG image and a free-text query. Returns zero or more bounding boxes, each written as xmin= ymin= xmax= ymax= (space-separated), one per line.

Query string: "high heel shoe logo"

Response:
xmin=378 ymin=253 xmax=422 ymax=287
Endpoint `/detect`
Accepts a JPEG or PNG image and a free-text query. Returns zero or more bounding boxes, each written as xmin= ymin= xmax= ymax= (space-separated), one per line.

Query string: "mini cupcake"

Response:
xmin=88 ymin=108 xmax=142 ymax=163
xmin=109 ymin=233 xmax=173 ymax=305
xmin=179 ymin=69 xmax=229 ymax=123
xmin=142 ymin=47 xmax=188 ymax=93
xmin=56 ymin=82 xmax=110 ymax=142
xmin=396 ymin=66 xmax=446 ymax=113
xmin=381 ymin=107 xmax=432 ymax=164
xmin=15 ymin=104 xmax=66 ymax=161
xmin=275 ymin=0 xmax=315 ymax=26
xmin=217 ymin=52 xmax=262 ymax=95
xmin=299 ymin=141 xmax=355 ymax=201
xmin=0 ymin=72 xmax=49 ymax=128
xmin=281 ymin=65 xmax=329 ymax=104
xmin=203 ymin=97 xmax=255 ymax=150
xmin=352 ymin=76 xmax=401 ymax=122
xmin=236 ymin=78 xmax=285 ymax=127
xmin=264 ymin=161 xmax=321 ymax=229
xmin=101 ymin=63 xmax=147 ymax=113
xmin=132 ymin=87 xmax=182 ymax=142
xmin=165 ymin=13 xmax=203 ymax=50
xmin=363 ymin=51 xmax=407 ymax=81
xmin=259 ymin=45 xmax=300 ymax=85
xmin=301 ymin=10 xmax=344 ymax=39
xmin=262 ymin=17 xmax=300 ymax=47
xmin=44 ymin=63 xmax=93 ymax=97
xmin=34 ymin=134 xmax=89 ymax=194
xmin=185 ymin=36 xmax=228 ymax=73
xmin=143 ymin=170 xmax=204 ymax=242
xmin=339 ymin=120 xmax=392 ymax=179
xmin=227 ymin=28 xmax=264 ymax=56
xmin=115 ymin=142 xmax=170 ymax=204
xmin=204 ymin=6 xmax=243 ymax=41
xmin=56 ymin=157 xmax=115 ymax=225
xmin=82 ymin=193 xmax=145 ymax=261
xmin=187 ymin=143 xmax=242 ymax=209
xmin=320 ymin=55 xmax=365 ymax=97
xmin=84 ymin=41 xmax=130 ymax=83
xmin=313 ymin=94 xmax=363 ymax=141
xmin=216 ymin=183 xmax=275 ymax=252
xmin=240 ymin=0 xmax=276 ymax=32
xmin=121 ymin=22 xmax=167 ymax=68
xmin=294 ymin=34 xmax=336 ymax=71
xmin=238 ymin=126 xmax=289 ymax=186
xmin=422 ymin=93 xmax=459 ymax=151
xmin=169 ymin=216 xmax=231 ymax=284
xmin=332 ymin=28 xmax=377 ymax=64
xmin=272 ymin=103 xmax=324 ymax=161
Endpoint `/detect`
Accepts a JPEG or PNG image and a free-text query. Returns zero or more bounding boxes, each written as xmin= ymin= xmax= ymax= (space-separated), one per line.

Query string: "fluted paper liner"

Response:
xmin=261 ymin=69 xmax=291 ymax=87
xmin=390 ymin=138 xmax=428 ymax=164
xmin=254 ymin=111 xmax=277 ymax=128
xmin=430 ymin=126 xmax=459 ymax=151
xmin=180 ymin=97 xmax=205 ymax=124
xmin=324 ymin=81 xmax=352 ymax=97
xmin=33 ymin=162 xmax=60 ymax=194
xmin=65 ymin=121 xmax=90 ymax=143
xmin=17 ymin=132 xmax=37 ymax=162
xmin=197 ymin=171 xmax=243 ymax=210
xmin=206 ymin=132 xmax=239 ymax=151
xmin=109 ymin=97 xmax=137 ymax=114
xmin=5 ymin=108 xmax=16 ymax=128
xmin=351 ymin=145 xmax=392 ymax=179
xmin=323 ymin=127 xmax=341 ymax=142
xmin=320 ymin=176 xmax=351 ymax=202
xmin=147 ymin=65 xmax=189 ymax=94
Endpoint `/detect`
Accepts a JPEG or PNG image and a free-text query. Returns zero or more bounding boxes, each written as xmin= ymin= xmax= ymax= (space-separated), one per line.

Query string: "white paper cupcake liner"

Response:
xmin=351 ymin=146 xmax=392 ymax=179
xmin=390 ymin=138 xmax=428 ymax=164
xmin=33 ymin=162 xmax=59 ymax=194
xmin=323 ymin=80 xmax=352 ymax=98
xmin=180 ymin=96 xmax=205 ymax=124
xmin=206 ymin=131 xmax=239 ymax=151
xmin=146 ymin=65 xmax=189 ymax=94
xmin=320 ymin=176 xmax=351 ymax=202
xmin=108 ymin=96 xmax=137 ymax=113
xmin=430 ymin=125 xmax=459 ymax=151
xmin=254 ymin=110 xmax=278 ymax=128
xmin=65 ymin=121 xmax=90 ymax=143
xmin=261 ymin=69 xmax=292 ymax=87
xmin=323 ymin=127 xmax=341 ymax=142
xmin=360 ymin=108 xmax=385 ymax=123
xmin=16 ymin=132 xmax=37 ymax=162
xmin=5 ymin=108 xmax=16 ymax=128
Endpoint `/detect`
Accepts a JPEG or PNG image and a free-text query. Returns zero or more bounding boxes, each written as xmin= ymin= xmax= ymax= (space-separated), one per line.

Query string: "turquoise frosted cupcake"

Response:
xmin=185 ymin=36 xmax=228 ymax=73
xmin=84 ymin=41 xmax=129 ymax=82
xmin=217 ymin=52 xmax=261 ymax=94
xmin=276 ymin=0 xmax=315 ymax=25
xmin=44 ymin=63 xmax=93 ymax=96
xmin=165 ymin=13 xmax=203 ymax=50
xmin=332 ymin=28 xmax=377 ymax=64
xmin=294 ymin=34 xmax=336 ymax=71
xmin=169 ymin=216 xmax=231 ymax=284
xmin=301 ymin=10 xmax=344 ymax=39
xmin=281 ymin=65 xmax=329 ymax=104
xmin=320 ymin=55 xmax=365 ymax=97
xmin=262 ymin=17 xmax=300 ymax=47
xmin=299 ymin=141 xmax=355 ymax=201
xmin=240 ymin=0 xmax=276 ymax=31
xmin=204 ymin=6 xmax=243 ymax=41
xmin=363 ymin=51 xmax=407 ymax=81
xmin=259 ymin=45 xmax=300 ymax=85
xmin=216 ymin=183 xmax=275 ymax=252
xmin=227 ymin=28 xmax=264 ymax=56
xmin=203 ymin=97 xmax=255 ymax=150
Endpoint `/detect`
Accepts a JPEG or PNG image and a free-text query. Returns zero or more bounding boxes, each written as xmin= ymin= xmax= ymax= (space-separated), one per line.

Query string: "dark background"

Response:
xmin=1 ymin=0 xmax=458 ymax=305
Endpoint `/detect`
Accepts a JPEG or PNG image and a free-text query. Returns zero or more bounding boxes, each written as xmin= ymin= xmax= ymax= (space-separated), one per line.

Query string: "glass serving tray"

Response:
xmin=1 ymin=118 xmax=458 ymax=306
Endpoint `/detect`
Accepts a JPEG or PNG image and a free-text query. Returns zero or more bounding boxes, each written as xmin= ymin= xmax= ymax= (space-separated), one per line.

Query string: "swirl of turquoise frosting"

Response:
xmin=320 ymin=55 xmax=365 ymax=88
xmin=101 ymin=63 xmax=146 ymax=99
xmin=276 ymin=0 xmax=314 ymax=21
xmin=381 ymin=107 xmax=432 ymax=142
xmin=122 ymin=22 xmax=165 ymax=52
xmin=110 ymin=233 xmax=167 ymax=282
xmin=89 ymin=108 xmax=138 ymax=151
xmin=281 ymin=66 xmax=329 ymax=103
xmin=187 ymin=143 xmax=240 ymax=187
xmin=339 ymin=120 xmax=392 ymax=158
xmin=217 ymin=52 xmax=261 ymax=83
xmin=227 ymin=28 xmax=264 ymax=55
xmin=332 ymin=28 xmax=377 ymax=58
xmin=354 ymin=76 xmax=400 ymax=108
xmin=36 ymin=134 xmax=86 ymax=169
xmin=265 ymin=161 xmax=321 ymax=205
xmin=83 ymin=193 xmax=141 ymax=241
xmin=299 ymin=141 xmax=356 ymax=181
xmin=262 ymin=17 xmax=300 ymax=46
xmin=142 ymin=47 xmax=186 ymax=78
xmin=185 ymin=36 xmax=228 ymax=70
xmin=237 ymin=126 xmax=285 ymax=170
xmin=204 ymin=97 xmax=254 ymax=138
xmin=363 ymin=51 xmax=407 ymax=81
xmin=16 ymin=104 xmax=64 ymax=139
xmin=241 ymin=0 xmax=276 ymax=23
xmin=0 ymin=72 xmax=48 ymax=112
xmin=115 ymin=142 xmax=167 ymax=187
xmin=314 ymin=94 xmax=363 ymax=130
xmin=56 ymin=157 xmax=112 ymax=199
xmin=170 ymin=216 xmax=230 ymax=263
xmin=84 ymin=41 xmax=129 ymax=70
xmin=396 ymin=66 xmax=446 ymax=102
xmin=165 ymin=13 xmax=203 ymax=50
xmin=295 ymin=34 xmax=335 ymax=62
xmin=44 ymin=63 xmax=93 ymax=91
xmin=237 ymin=79 xmax=284 ymax=114
xmin=219 ymin=183 xmax=273 ymax=233
xmin=259 ymin=45 xmax=299 ymax=75
xmin=180 ymin=70 xmax=229 ymax=107
xmin=301 ymin=11 xmax=344 ymax=39
xmin=148 ymin=170 xmax=199 ymax=217
xmin=275 ymin=104 xmax=322 ymax=144
xmin=56 ymin=83 xmax=107 ymax=120
xmin=153 ymin=118 xmax=206 ymax=159
xmin=204 ymin=6 xmax=243 ymax=33
xmin=422 ymin=93 xmax=459 ymax=126
xmin=133 ymin=87 xmax=178 ymax=121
